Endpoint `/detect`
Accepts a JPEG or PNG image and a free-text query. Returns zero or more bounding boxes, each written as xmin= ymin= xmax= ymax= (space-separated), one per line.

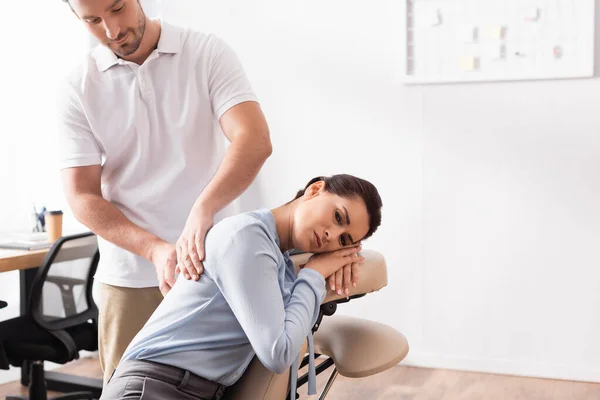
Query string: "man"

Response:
xmin=58 ymin=0 xmax=272 ymax=384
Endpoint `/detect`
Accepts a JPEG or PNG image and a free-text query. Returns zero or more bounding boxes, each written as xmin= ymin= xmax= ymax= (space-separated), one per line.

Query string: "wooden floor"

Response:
xmin=2 ymin=357 xmax=600 ymax=400
xmin=298 ymin=365 xmax=600 ymax=400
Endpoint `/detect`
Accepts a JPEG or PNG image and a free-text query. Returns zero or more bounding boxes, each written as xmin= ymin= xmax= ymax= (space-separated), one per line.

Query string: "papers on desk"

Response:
xmin=0 ymin=233 xmax=52 ymax=251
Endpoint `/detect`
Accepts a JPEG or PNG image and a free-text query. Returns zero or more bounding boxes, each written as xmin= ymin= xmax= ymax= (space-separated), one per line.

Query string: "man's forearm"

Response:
xmin=70 ymin=193 xmax=163 ymax=260
xmin=195 ymin=131 xmax=271 ymax=214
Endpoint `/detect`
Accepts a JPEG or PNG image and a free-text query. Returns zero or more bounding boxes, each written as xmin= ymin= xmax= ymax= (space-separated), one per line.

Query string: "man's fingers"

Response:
xmin=195 ymin=232 xmax=206 ymax=262
xmin=164 ymin=262 xmax=177 ymax=287
xmin=158 ymin=273 xmax=172 ymax=296
xmin=176 ymin=242 xmax=183 ymax=266
xmin=179 ymin=247 xmax=192 ymax=280
xmin=194 ymin=233 xmax=205 ymax=275
xmin=343 ymin=263 xmax=352 ymax=296
xmin=188 ymin=252 xmax=201 ymax=280
xmin=180 ymin=244 xmax=198 ymax=281
xmin=187 ymin=241 xmax=201 ymax=279
xmin=335 ymin=269 xmax=343 ymax=295
xmin=159 ymin=283 xmax=169 ymax=297
xmin=176 ymin=263 xmax=190 ymax=280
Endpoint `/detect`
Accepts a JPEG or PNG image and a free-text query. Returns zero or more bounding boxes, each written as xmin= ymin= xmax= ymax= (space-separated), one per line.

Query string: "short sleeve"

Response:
xmin=207 ymin=37 xmax=259 ymax=119
xmin=56 ymin=81 xmax=102 ymax=170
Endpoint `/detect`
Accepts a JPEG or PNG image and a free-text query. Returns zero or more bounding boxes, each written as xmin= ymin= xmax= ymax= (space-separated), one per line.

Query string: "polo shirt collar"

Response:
xmin=155 ymin=20 xmax=181 ymax=54
xmin=93 ymin=19 xmax=182 ymax=72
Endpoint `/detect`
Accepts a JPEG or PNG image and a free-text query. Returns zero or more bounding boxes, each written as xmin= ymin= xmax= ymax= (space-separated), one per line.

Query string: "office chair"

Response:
xmin=0 ymin=233 xmax=101 ymax=400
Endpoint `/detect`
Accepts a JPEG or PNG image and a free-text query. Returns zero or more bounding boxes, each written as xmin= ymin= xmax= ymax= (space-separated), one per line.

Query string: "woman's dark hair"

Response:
xmin=293 ymin=174 xmax=382 ymax=241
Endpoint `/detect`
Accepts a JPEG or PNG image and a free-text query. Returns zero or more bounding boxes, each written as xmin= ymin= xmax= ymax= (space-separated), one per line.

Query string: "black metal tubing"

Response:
xmin=296 ymin=357 xmax=335 ymax=389
xmin=299 ymin=353 xmax=323 ymax=370
xmin=19 ymin=268 xmax=37 ymax=386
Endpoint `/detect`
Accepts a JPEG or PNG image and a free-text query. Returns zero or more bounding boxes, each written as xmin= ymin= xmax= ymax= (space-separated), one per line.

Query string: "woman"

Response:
xmin=100 ymin=174 xmax=382 ymax=400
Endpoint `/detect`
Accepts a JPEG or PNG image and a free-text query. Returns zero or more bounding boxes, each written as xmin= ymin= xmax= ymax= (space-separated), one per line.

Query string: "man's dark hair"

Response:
xmin=293 ymin=174 xmax=383 ymax=241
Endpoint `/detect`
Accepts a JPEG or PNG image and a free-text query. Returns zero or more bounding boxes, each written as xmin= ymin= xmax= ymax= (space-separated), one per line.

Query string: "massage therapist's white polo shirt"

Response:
xmin=57 ymin=21 xmax=258 ymax=288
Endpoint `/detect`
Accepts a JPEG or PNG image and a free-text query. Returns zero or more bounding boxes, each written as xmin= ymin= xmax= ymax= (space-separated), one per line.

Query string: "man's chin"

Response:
xmin=110 ymin=42 xmax=141 ymax=58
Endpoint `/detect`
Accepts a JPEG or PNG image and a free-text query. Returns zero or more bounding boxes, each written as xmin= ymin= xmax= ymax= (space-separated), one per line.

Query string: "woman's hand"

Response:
xmin=327 ymin=259 xmax=359 ymax=297
xmin=304 ymin=245 xmax=364 ymax=289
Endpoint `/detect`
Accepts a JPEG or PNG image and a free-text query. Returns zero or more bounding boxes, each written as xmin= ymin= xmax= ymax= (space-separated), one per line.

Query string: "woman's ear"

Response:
xmin=305 ymin=180 xmax=325 ymax=199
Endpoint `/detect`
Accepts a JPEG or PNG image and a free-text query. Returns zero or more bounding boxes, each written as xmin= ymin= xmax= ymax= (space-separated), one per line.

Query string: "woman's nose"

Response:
xmin=324 ymin=227 xmax=342 ymax=243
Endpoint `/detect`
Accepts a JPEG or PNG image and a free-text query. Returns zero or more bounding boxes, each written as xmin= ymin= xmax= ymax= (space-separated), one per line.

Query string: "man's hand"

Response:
xmin=150 ymin=241 xmax=178 ymax=296
xmin=176 ymin=205 xmax=214 ymax=281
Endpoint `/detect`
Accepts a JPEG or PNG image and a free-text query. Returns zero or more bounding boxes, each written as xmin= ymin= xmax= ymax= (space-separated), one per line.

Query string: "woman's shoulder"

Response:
xmin=203 ymin=210 xmax=282 ymax=275
xmin=208 ymin=209 xmax=278 ymax=249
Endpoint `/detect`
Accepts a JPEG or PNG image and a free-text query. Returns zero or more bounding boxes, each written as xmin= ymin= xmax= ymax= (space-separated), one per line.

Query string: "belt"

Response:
xmin=111 ymin=359 xmax=225 ymax=399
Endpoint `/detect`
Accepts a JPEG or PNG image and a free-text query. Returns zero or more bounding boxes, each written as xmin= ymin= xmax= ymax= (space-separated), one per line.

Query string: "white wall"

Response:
xmin=160 ymin=0 xmax=600 ymax=383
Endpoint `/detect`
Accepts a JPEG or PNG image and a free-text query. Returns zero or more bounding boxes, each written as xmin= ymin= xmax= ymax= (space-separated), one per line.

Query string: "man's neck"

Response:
xmin=123 ymin=18 xmax=161 ymax=65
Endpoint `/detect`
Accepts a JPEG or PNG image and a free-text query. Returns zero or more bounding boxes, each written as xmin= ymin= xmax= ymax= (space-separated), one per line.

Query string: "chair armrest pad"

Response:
xmin=290 ymin=249 xmax=388 ymax=304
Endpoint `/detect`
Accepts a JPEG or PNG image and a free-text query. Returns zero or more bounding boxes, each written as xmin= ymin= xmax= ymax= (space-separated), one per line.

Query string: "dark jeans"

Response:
xmin=100 ymin=359 xmax=226 ymax=400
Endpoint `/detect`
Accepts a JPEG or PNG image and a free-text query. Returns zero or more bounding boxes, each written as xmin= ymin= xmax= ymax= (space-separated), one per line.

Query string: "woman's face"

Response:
xmin=292 ymin=181 xmax=370 ymax=253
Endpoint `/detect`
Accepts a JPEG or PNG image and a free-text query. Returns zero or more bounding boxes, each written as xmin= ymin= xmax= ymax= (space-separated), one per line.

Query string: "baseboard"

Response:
xmin=400 ymin=352 xmax=600 ymax=384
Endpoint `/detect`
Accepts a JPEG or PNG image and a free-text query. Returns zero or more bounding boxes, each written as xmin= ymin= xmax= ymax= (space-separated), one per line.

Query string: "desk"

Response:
xmin=0 ymin=237 xmax=99 ymax=273
xmin=1 ymin=247 xmax=55 ymax=316
xmin=0 ymin=237 xmax=103 ymax=397
xmin=0 ymin=248 xmax=50 ymax=273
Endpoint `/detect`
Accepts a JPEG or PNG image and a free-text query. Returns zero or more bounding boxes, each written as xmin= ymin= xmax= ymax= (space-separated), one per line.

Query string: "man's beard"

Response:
xmin=110 ymin=12 xmax=146 ymax=57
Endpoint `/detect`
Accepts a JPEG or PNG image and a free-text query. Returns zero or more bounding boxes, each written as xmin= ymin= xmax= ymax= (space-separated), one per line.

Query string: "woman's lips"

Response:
xmin=314 ymin=231 xmax=322 ymax=248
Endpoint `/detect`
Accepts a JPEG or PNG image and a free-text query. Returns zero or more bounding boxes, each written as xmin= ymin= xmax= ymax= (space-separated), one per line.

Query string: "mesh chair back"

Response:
xmin=29 ymin=232 xmax=99 ymax=331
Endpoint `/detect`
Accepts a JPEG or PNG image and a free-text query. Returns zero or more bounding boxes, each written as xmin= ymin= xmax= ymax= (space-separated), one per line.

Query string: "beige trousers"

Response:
xmin=98 ymin=283 xmax=163 ymax=386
